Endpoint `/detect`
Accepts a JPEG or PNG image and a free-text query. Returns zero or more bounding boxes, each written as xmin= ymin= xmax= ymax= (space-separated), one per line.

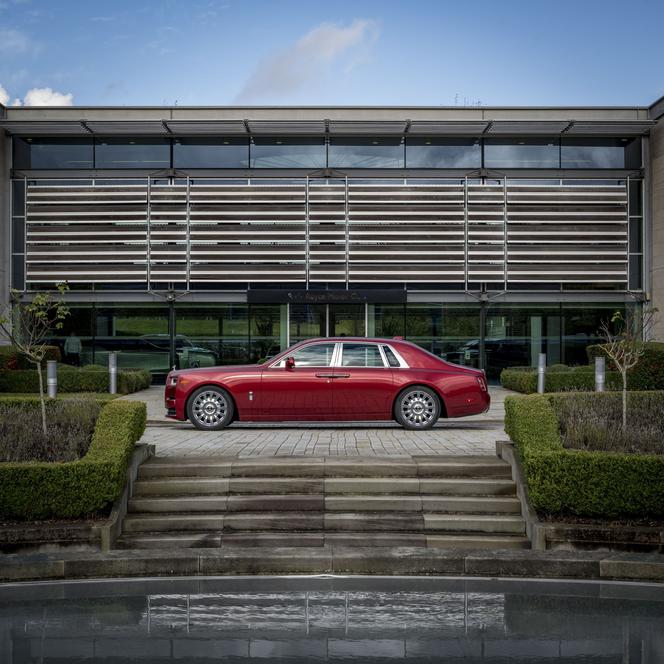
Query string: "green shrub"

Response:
xmin=0 ymin=400 xmax=146 ymax=520
xmin=0 ymin=366 xmax=151 ymax=394
xmin=587 ymin=342 xmax=664 ymax=390
xmin=500 ymin=365 xmax=620 ymax=393
xmin=505 ymin=392 xmax=664 ymax=518
xmin=0 ymin=345 xmax=61 ymax=370
xmin=0 ymin=397 xmax=103 ymax=462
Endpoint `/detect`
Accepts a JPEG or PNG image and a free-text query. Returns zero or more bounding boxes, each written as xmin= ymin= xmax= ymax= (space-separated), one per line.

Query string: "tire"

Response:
xmin=187 ymin=385 xmax=234 ymax=430
xmin=394 ymin=386 xmax=440 ymax=430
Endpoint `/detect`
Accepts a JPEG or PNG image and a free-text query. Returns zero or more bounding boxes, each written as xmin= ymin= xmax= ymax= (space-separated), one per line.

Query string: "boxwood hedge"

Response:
xmin=0 ymin=345 xmax=61 ymax=369
xmin=0 ymin=399 xmax=146 ymax=520
xmin=504 ymin=392 xmax=664 ymax=517
xmin=587 ymin=342 xmax=664 ymax=390
xmin=500 ymin=365 xmax=621 ymax=393
xmin=0 ymin=365 xmax=151 ymax=394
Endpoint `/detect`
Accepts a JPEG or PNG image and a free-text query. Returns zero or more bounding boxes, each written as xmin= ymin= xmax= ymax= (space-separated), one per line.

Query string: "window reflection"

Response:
xmin=329 ymin=137 xmax=404 ymax=168
xmin=406 ymin=138 xmax=481 ymax=168
xmin=484 ymin=138 xmax=559 ymax=168
xmin=173 ymin=138 xmax=249 ymax=168
xmin=95 ymin=138 xmax=170 ymax=169
xmin=14 ymin=138 xmax=94 ymax=169
xmin=250 ymin=137 xmax=326 ymax=168
xmin=561 ymin=138 xmax=641 ymax=169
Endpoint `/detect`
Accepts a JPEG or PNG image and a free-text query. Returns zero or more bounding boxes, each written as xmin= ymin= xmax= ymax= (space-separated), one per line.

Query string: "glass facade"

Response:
xmin=484 ymin=138 xmax=559 ymax=169
xmin=43 ymin=301 xmax=634 ymax=381
xmin=173 ymin=138 xmax=249 ymax=168
xmin=13 ymin=136 xmax=642 ymax=170
xmin=250 ymin=137 xmax=326 ymax=169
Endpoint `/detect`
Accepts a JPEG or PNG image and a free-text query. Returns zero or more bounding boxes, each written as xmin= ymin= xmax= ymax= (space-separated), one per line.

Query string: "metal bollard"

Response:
xmin=595 ymin=356 xmax=605 ymax=392
xmin=109 ymin=352 xmax=117 ymax=395
xmin=537 ymin=353 xmax=546 ymax=394
xmin=47 ymin=360 xmax=57 ymax=398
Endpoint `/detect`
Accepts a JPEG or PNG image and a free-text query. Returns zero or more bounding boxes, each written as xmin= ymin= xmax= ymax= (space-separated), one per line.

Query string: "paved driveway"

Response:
xmin=122 ymin=386 xmax=512 ymax=458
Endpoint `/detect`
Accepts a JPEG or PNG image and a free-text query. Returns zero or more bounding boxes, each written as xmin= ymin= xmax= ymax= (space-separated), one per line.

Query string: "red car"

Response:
xmin=165 ymin=337 xmax=489 ymax=431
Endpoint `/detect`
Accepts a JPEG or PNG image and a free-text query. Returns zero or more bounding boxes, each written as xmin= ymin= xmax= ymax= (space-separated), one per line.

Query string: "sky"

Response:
xmin=0 ymin=0 xmax=663 ymax=108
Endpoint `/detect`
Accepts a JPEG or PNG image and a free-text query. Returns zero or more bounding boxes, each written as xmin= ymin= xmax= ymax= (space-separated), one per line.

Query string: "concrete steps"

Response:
xmin=118 ymin=456 xmax=530 ymax=551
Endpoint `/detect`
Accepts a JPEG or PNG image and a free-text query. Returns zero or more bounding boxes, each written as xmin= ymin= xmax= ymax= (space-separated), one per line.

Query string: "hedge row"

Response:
xmin=504 ymin=392 xmax=664 ymax=517
xmin=0 ymin=365 xmax=151 ymax=394
xmin=0 ymin=399 xmax=146 ymax=520
xmin=587 ymin=342 xmax=664 ymax=390
xmin=0 ymin=345 xmax=61 ymax=370
xmin=500 ymin=365 xmax=621 ymax=393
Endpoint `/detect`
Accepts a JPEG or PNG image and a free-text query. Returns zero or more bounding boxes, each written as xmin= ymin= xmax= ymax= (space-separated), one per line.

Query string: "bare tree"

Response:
xmin=598 ymin=306 xmax=658 ymax=431
xmin=0 ymin=285 xmax=70 ymax=436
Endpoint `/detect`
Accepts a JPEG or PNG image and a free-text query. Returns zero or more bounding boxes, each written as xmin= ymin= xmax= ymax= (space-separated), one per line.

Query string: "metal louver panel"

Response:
xmin=23 ymin=177 xmax=630 ymax=289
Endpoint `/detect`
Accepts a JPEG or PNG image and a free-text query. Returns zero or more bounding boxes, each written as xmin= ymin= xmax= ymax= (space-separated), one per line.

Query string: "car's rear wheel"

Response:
xmin=187 ymin=386 xmax=234 ymax=430
xmin=395 ymin=386 xmax=440 ymax=430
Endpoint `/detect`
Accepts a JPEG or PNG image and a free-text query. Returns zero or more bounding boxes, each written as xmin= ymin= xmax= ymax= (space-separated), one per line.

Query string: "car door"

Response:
xmin=332 ymin=342 xmax=395 ymax=419
xmin=258 ymin=342 xmax=337 ymax=420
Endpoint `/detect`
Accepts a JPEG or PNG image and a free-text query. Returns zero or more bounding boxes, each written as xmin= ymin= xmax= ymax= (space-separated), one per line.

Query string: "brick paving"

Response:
xmin=122 ymin=386 xmax=511 ymax=458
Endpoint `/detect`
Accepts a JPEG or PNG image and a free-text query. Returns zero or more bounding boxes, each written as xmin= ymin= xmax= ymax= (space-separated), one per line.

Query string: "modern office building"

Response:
xmin=1 ymin=101 xmax=663 ymax=380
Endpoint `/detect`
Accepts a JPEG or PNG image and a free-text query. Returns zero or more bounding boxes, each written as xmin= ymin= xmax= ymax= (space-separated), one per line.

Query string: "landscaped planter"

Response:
xmin=0 ymin=399 xmax=146 ymax=520
xmin=504 ymin=392 xmax=664 ymax=519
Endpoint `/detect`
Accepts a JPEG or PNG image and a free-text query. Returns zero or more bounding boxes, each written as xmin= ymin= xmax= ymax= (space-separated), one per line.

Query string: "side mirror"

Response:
xmin=285 ymin=356 xmax=295 ymax=370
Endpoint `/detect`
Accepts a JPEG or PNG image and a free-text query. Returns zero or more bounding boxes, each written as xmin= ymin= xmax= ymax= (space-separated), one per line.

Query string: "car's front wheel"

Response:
xmin=395 ymin=386 xmax=440 ymax=430
xmin=187 ymin=386 xmax=234 ymax=430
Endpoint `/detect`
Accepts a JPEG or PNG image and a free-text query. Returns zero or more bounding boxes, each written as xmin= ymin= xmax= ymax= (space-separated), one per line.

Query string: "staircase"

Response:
xmin=117 ymin=456 xmax=529 ymax=550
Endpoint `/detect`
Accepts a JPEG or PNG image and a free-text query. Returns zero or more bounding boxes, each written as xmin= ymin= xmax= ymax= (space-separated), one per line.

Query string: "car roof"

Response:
xmin=295 ymin=337 xmax=412 ymax=345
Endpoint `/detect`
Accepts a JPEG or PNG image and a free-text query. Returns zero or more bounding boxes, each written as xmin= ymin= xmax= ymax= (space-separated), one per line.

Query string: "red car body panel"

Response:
xmin=165 ymin=337 xmax=489 ymax=423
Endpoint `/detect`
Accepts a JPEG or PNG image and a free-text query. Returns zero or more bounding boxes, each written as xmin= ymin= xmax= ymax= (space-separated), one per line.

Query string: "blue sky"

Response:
xmin=0 ymin=0 xmax=663 ymax=107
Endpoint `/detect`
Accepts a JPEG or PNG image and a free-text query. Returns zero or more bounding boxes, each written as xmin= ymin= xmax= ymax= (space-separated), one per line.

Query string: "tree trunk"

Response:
xmin=621 ymin=369 xmax=627 ymax=432
xmin=36 ymin=360 xmax=48 ymax=437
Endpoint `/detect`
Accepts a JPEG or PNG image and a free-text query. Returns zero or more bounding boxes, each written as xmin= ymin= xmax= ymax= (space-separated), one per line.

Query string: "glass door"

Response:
xmin=329 ymin=304 xmax=365 ymax=337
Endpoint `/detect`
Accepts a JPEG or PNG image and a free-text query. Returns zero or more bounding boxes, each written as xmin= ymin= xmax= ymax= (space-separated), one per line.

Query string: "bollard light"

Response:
xmin=109 ymin=352 xmax=117 ymax=395
xmin=595 ymin=356 xmax=605 ymax=392
xmin=537 ymin=353 xmax=546 ymax=394
xmin=47 ymin=360 xmax=57 ymax=399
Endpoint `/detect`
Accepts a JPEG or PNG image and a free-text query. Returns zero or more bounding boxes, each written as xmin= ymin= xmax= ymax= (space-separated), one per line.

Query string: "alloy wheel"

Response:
xmin=192 ymin=390 xmax=228 ymax=427
xmin=400 ymin=390 xmax=436 ymax=427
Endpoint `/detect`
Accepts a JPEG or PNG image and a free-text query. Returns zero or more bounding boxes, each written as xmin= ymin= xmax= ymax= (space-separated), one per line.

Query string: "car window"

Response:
xmin=382 ymin=345 xmax=401 ymax=367
xmin=341 ymin=343 xmax=385 ymax=367
xmin=290 ymin=343 xmax=336 ymax=367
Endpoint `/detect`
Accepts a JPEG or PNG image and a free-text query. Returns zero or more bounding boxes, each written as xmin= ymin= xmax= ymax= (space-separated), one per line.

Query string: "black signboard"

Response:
xmin=247 ymin=289 xmax=407 ymax=304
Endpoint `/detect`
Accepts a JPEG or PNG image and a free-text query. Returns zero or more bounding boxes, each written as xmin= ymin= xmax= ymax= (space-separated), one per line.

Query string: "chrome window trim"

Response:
xmin=269 ymin=341 xmax=340 ymax=369
xmin=339 ymin=342 xmax=388 ymax=368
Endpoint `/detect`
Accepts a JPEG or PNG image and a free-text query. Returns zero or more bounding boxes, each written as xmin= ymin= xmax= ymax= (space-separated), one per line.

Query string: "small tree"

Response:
xmin=598 ymin=306 xmax=658 ymax=431
xmin=0 ymin=284 xmax=70 ymax=435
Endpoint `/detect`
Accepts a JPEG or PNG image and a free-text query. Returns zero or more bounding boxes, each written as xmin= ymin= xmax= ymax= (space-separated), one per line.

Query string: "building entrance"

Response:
xmin=289 ymin=304 xmax=365 ymax=343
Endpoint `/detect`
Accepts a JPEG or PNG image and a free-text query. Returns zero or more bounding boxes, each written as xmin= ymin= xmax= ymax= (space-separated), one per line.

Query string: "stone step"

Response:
xmin=117 ymin=531 xmax=530 ymax=550
xmin=131 ymin=476 xmax=517 ymax=498
xmin=123 ymin=512 xmax=525 ymax=535
xmin=137 ymin=456 xmax=511 ymax=480
xmin=129 ymin=495 xmax=325 ymax=514
xmin=325 ymin=496 xmax=522 ymax=514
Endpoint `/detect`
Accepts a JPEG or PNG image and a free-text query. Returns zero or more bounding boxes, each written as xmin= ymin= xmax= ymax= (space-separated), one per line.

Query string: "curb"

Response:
xmin=1 ymin=547 xmax=663 ymax=584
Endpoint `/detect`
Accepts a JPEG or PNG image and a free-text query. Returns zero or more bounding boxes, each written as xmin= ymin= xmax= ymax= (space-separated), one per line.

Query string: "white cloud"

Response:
xmin=235 ymin=19 xmax=378 ymax=103
xmin=10 ymin=87 xmax=74 ymax=106
xmin=0 ymin=83 xmax=8 ymax=106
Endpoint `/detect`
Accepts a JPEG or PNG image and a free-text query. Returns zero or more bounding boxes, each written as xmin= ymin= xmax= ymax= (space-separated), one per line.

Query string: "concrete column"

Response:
xmin=650 ymin=119 xmax=664 ymax=340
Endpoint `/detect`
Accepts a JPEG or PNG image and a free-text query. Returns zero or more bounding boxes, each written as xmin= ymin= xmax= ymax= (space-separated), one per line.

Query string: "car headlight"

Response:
xmin=170 ymin=376 xmax=178 ymax=386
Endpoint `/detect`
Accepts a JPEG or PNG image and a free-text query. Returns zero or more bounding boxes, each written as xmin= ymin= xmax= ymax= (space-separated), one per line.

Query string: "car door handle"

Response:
xmin=315 ymin=372 xmax=351 ymax=378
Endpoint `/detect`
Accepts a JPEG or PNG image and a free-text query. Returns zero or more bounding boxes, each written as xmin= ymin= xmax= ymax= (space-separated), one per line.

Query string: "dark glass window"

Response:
xmin=340 ymin=343 xmax=384 ymax=367
xmin=95 ymin=138 xmax=171 ymax=169
xmin=290 ymin=342 xmax=336 ymax=367
xmin=406 ymin=138 xmax=481 ymax=168
xmin=173 ymin=138 xmax=249 ymax=168
xmin=484 ymin=138 xmax=559 ymax=168
xmin=250 ymin=137 xmax=326 ymax=168
xmin=329 ymin=137 xmax=404 ymax=168
xmin=13 ymin=138 xmax=94 ymax=169
xmin=561 ymin=138 xmax=641 ymax=169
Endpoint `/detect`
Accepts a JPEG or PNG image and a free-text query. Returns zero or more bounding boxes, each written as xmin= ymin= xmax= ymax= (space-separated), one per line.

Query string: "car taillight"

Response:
xmin=476 ymin=375 xmax=487 ymax=391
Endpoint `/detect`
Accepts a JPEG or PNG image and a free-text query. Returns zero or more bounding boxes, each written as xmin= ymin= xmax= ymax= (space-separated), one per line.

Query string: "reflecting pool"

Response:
xmin=0 ymin=576 xmax=663 ymax=662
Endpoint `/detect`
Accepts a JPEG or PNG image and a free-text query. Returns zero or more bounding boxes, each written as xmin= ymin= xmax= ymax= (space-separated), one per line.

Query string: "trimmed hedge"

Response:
xmin=0 ymin=399 xmax=146 ymax=520
xmin=587 ymin=342 xmax=664 ymax=390
xmin=500 ymin=365 xmax=621 ymax=393
xmin=505 ymin=392 xmax=664 ymax=517
xmin=0 ymin=365 xmax=151 ymax=394
xmin=0 ymin=345 xmax=61 ymax=370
